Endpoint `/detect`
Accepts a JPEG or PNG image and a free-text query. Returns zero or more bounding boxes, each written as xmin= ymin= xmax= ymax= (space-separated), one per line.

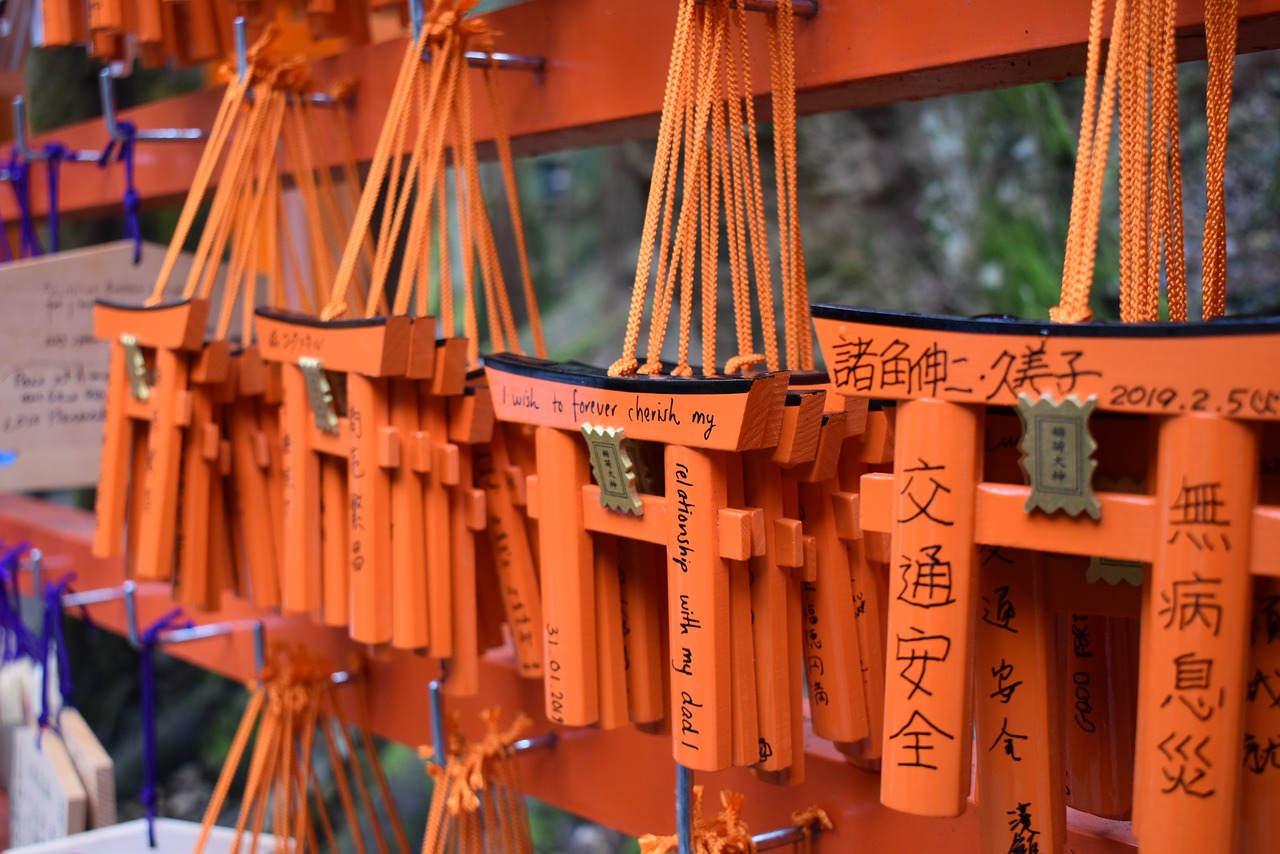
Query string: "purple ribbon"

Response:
xmin=0 ymin=541 xmax=35 ymax=663
xmin=139 ymin=607 xmax=190 ymax=848
xmin=42 ymin=143 xmax=68 ymax=254
xmin=37 ymin=574 xmax=75 ymax=732
xmin=99 ymin=122 xmax=141 ymax=264
xmin=6 ymin=149 xmax=43 ymax=259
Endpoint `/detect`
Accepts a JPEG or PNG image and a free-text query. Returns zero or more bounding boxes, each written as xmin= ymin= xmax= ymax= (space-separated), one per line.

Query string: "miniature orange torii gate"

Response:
xmin=483 ymin=355 xmax=794 ymax=770
xmin=812 ymin=304 xmax=1280 ymax=854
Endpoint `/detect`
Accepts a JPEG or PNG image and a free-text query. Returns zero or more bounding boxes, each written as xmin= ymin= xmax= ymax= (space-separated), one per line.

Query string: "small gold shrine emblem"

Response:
xmin=1016 ymin=393 xmax=1100 ymax=520
xmin=1086 ymin=556 xmax=1143 ymax=586
xmin=582 ymin=422 xmax=643 ymax=516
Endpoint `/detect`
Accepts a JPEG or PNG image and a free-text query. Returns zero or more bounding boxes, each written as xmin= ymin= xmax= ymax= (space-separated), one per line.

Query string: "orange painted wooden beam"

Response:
xmin=863 ymin=473 xmax=1280 ymax=578
xmin=0 ymin=491 xmax=1138 ymax=850
xmin=9 ymin=0 xmax=1280 ymax=223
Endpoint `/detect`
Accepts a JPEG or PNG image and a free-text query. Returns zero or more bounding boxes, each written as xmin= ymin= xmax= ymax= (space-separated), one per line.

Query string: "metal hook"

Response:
xmin=154 ymin=618 xmax=267 ymax=679
xmin=232 ymin=17 xmax=351 ymax=108
xmin=408 ymin=0 xmax=544 ymax=77
xmin=427 ymin=677 xmax=555 ymax=766
xmin=428 ymin=678 xmax=447 ymax=766
xmin=98 ymin=68 xmax=204 ymax=142
xmin=509 ymin=731 xmax=558 ymax=755
xmin=234 ymin=16 xmax=250 ymax=83
xmin=461 ymin=49 xmax=545 ymax=75
xmin=409 ymin=0 xmax=425 ymax=42
xmin=24 ymin=547 xmax=43 ymax=594
xmin=329 ymin=669 xmax=358 ymax=685
xmin=12 ymin=97 xmax=101 ymax=162
xmin=674 ymin=763 xmax=828 ymax=851
xmin=677 ymin=764 xmax=693 ymax=854
xmin=752 ymin=823 xmax=828 ymax=850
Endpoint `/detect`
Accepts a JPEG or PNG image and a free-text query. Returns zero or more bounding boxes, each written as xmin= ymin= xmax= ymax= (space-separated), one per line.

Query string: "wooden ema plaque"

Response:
xmin=59 ymin=707 xmax=117 ymax=829
xmin=256 ymin=309 xmax=533 ymax=688
xmin=485 ymin=353 xmax=791 ymax=772
xmin=9 ymin=725 xmax=88 ymax=846
xmin=256 ymin=308 xmax=413 ymax=645
xmin=814 ymin=305 xmax=1280 ymax=852
xmin=93 ymin=298 xmax=213 ymax=583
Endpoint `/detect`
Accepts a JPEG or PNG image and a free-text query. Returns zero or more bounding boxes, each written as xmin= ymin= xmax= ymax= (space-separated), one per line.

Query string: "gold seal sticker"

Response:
xmin=1016 ymin=392 xmax=1100 ymax=520
xmin=582 ymin=422 xmax=643 ymax=516
xmin=1085 ymin=556 xmax=1143 ymax=586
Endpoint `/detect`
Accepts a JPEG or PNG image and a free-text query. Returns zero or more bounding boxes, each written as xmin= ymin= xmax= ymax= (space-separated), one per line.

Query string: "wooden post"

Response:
xmin=319 ymin=456 xmax=349 ymax=628
xmin=594 ymin=533 xmax=629 ymax=730
xmin=617 ymin=540 xmax=667 ymax=727
xmin=422 ymin=391 xmax=455 ymax=657
xmin=389 ymin=377 xmax=428 ymax=650
xmin=443 ymin=445 xmax=483 ymax=698
xmin=227 ymin=387 xmax=281 ymax=610
xmin=974 ymin=549 xmax=1065 ymax=852
xmin=93 ymin=343 xmax=131 ymax=559
xmin=1243 ymin=577 xmax=1280 ymax=853
xmin=347 ymin=374 xmax=394 ymax=645
xmin=475 ymin=425 xmax=544 ymax=676
xmin=743 ymin=455 xmax=800 ymax=772
xmin=1133 ymin=414 xmax=1257 ymax=852
xmin=535 ymin=425 xmax=599 ymax=726
xmin=666 ymin=445 xmax=732 ymax=772
xmin=1060 ymin=608 xmax=1140 ymax=820
xmin=880 ymin=398 xmax=982 ymax=817
xmin=280 ymin=361 xmax=321 ymax=616
xmin=798 ymin=475 xmax=869 ymax=745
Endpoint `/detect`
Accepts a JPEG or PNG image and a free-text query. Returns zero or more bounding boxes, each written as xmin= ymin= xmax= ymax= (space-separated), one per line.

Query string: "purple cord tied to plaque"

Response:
xmin=0 ymin=540 xmax=36 ymax=663
xmin=37 ymin=574 xmax=76 ymax=734
xmin=42 ymin=143 xmax=69 ymax=254
xmin=140 ymin=607 xmax=192 ymax=848
xmin=99 ymin=121 xmax=141 ymax=264
xmin=6 ymin=148 xmax=43 ymax=259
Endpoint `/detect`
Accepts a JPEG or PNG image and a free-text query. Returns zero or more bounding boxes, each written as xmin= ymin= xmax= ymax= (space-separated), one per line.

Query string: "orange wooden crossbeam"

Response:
xmin=861 ymin=475 xmax=1280 ymax=577
xmin=0 ymin=491 xmax=1140 ymax=851
xmin=8 ymin=0 xmax=1280 ymax=223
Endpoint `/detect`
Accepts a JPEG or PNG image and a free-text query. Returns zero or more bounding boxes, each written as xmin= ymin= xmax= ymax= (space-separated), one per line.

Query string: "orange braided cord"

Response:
xmin=1055 ymin=0 xmax=1129 ymax=323
xmin=1201 ymin=0 xmax=1237 ymax=320
xmin=638 ymin=787 xmax=757 ymax=854
xmin=615 ymin=0 xmax=800 ymax=376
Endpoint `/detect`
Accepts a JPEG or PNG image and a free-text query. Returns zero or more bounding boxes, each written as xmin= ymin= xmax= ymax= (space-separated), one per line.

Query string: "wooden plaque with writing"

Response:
xmin=0 ymin=241 xmax=216 ymax=491
xmin=9 ymin=725 xmax=88 ymax=846
xmin=812 ymin=305 xmax=1280 ymax=419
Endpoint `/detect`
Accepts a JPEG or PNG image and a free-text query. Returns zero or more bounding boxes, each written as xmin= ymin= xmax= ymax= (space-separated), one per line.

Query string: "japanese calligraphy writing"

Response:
xmin=1159 ymin=733 xmax=1216 ymax=798
xmin=986 ymin=343 xmax=1101 ymax=401
xmin=989 ymin=716 xmax=1028 ymax=762
xmin=1160 ymin=652 xmax=1223 ymax=722
xmin=1005 ymin=802 xmax=1041 ymax=854
xmin=829 ymin=337 xmax=969 ymax=396
xmin=899 ymin=459 xmax=955 ymax=526
xmin=981 ymin=585 xmax=1018 ymax=633
xmin=896 ymin=628 xmax=951 ymax=700
xmin=898 ymin=545 xmax=956 ymax=609
xmin=889 ymin=710 xmax=954 ymax=770
xmin=1159 ymin=572 xmax=1224 ymax=636
xmin=990 ymin=659 xmax=1022 ymax=705
xmin=1167 ymin=478 xmax=1231 ymax=550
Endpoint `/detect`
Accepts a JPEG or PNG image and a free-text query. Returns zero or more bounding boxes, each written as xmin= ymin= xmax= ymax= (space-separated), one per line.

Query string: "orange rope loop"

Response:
xmin=194 ymin=646 xmax=407 ymax=854
xmin=321 ymin=0 xmax=543 ymax=367
xmin=1057 ymin=0 xmax=1237 ymax=325
xmin=611 ymin=0 xmax=805 ymax=378
xmin=420 ymin=707 xmax=535 ymax=853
